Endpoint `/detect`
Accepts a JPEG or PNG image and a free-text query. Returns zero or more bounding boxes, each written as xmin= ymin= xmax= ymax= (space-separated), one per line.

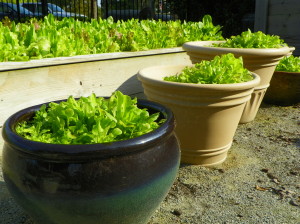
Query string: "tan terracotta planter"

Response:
xmin=264 ymin=71 xmax=300 ymax=106
xmin=182 ymin=41 xmax=291 ymax=123
xmin=138 ymin=65 xmax=260 ymax=166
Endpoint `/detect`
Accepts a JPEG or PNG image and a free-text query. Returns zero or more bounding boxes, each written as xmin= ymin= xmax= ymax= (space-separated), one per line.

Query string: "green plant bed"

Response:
xmin=212 ymin=30 xmax=286 ymax=48
xmin=164 ymin=53 xmax=253 ymax=84
xmin=275 ymin=55 xmax=300 ymax=72
xmin=16 ymin=91 xmax=164 ymax=144
xmin=264 ymin=55 xmax=300 ymax=106
xmin=0 ymin=14 xmax=223 ymax=62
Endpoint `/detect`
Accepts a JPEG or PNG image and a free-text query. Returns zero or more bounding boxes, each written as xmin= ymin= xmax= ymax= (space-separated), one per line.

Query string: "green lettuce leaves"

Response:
xmin=213 ymin=29 xmax=286 ymax=48
xmin=275 ymin=55 xmax=300 ymax=72
xmin=0 ymin=14 xmax=223 ymax=62
xmin=164 ymin=53 xmax=253 ymax=84
xmin=16 ymin=91 xmax=164 ymax=144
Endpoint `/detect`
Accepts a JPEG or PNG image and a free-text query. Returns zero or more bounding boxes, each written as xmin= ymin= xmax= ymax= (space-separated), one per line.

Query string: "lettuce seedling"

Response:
xmin=213 ymin=30 xmax=286 ymax=48
xmin=164 ymin=53 xmax=253 ymax=84
xmin=0 ymin=14 xmax=223 ymax=62
xmin=16 ymin=91 xmax=164 ymax=144
xmin=275 ymin=55 xmax=300 ymax=72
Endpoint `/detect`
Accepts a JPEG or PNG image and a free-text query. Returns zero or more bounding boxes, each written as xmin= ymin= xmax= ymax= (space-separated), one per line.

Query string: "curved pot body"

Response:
xmin=138 ymin=65 xmax=260 ymax=166
xmin=2 ymin=99 xmax=180 ymax=224
xmin=182 ymin=41 xmax=291 ymax=123
xmin=264 ymin=71 xmax=300 ymax=106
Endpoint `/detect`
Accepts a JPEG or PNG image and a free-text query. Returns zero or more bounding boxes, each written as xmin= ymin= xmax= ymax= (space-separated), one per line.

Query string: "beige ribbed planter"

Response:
xmin=138 ymin=65 xmax=260 ymax=166
xmin=182 ymin=41 xmax=291 ymax=123
xmin=264 ymin=71 xmax=300 ymax=106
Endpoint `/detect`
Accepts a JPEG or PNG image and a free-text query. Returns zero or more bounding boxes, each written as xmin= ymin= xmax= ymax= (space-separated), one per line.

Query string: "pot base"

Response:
xmin=3 ymin=166 xmax=178 ymax=224
xmin=240 ymin=85 xmax=268 ymax=124
xmin=180 ymin=142 xmax=231 ymax=166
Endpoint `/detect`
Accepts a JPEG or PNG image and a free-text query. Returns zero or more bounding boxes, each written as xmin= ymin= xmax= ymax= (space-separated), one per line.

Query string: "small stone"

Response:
xmin=267 ymin=172 xmax=278 ymax=180
xmin=289 ymin=200 xmax=300 ymax=207
xmin=290 ymin=171 xmax=298 ymax=175
xmin=218 ymin=169 xmax=225 ymax=173
xmin=171 ymin=209 xmax=182 ymax=216
xmin=247 ymin=195 xmax=254 ymax=199
xmin=289 ymin=168 xmax=300 ymax=176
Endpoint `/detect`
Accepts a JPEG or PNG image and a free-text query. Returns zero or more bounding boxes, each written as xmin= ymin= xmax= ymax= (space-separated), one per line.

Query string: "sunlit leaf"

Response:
xmin=16 ymin=91 xmax=164 ymax=144
xmin=164 ymin=53 xmax=253 ymax=84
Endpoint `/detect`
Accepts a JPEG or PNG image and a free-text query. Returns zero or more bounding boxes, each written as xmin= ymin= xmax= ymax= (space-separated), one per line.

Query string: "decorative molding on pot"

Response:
xmin=240 ymin=84 xmax=269 ymax=124
xmin=181 ymin=142 xmax=232 ymax=166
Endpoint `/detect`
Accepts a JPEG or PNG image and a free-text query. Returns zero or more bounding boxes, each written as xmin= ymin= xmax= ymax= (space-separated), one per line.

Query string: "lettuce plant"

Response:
xmin=213 ymin=29 xmax=286 ymax=48
xmin=275 ymin=55 xmax=300 ymax=72
xmin=164 ymin=53 xmax=253 ymax=84
xmin=0 ymin=14 xmax=223 ymax=62
xmin=16 ymin=91 xmax=164 ymax=144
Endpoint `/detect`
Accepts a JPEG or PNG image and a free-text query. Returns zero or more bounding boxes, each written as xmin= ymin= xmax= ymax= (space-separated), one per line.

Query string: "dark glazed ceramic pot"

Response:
xmin=2 ymin=99 xmax=180 ymax=224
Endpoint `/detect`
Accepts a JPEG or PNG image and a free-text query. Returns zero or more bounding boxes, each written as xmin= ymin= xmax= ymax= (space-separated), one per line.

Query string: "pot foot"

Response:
xmin=240 ymin=85 xmax=269 ymax=124
xmin=180 ymin=142 xmax=232 ymax=166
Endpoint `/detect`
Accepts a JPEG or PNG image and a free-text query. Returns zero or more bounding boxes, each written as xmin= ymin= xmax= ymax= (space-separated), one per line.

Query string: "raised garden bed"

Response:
xmin=0 ymin=48 xmax=192 ymax=152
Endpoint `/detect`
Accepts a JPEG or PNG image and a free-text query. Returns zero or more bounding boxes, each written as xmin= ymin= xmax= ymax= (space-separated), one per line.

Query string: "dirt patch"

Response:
xmin=1 ymin=103 xmax=299 ymax=224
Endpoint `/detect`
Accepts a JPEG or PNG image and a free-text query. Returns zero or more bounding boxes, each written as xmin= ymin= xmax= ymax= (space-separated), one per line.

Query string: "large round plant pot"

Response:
xmin=182 ymin=41 xmax=291 ymax=123
xmin=138 ymin=65 xmax=260 ymax=166
xmin=2 ymin=99 xmax=180 ymax=224
xmin=264 ymin=71 xmax=300 ymax=106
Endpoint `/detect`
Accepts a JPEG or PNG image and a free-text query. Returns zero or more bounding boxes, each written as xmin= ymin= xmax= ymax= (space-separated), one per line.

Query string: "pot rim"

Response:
xmin=274 ymin=70 xmax=300 ymax=75
xmin=138 ymin=64 xmax=261 ymax=91
xmin=2 ymin=98 xmax=175 ymax=160
xmin=182 ymin=41 xmax=291 ymax=56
